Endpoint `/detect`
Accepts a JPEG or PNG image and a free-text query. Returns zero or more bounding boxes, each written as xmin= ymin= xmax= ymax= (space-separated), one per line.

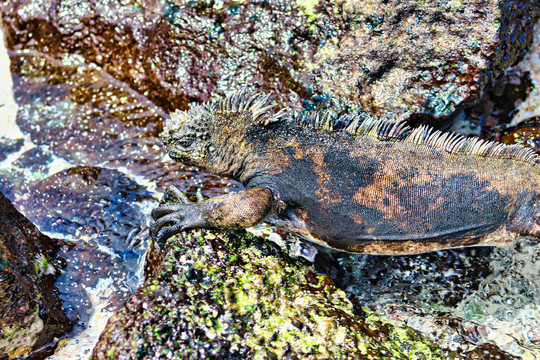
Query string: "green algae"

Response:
xmin=93 ymin=227 xmax=458 ymax=359
xmin=0 ymin=308 xmax=44 ymax=358
xmin=0 ymin=192 xmax=72 ymax=358
xmin=296 ymin=0 xmax=321 ymax=20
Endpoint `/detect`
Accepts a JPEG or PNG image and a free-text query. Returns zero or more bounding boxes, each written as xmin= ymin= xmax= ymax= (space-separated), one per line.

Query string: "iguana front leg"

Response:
xmin=150 ymin=185 xmax=273 ymax=244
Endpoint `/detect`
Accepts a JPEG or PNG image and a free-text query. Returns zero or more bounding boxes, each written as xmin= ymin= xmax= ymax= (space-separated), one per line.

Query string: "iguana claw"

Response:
xmin=150 ymin=185 xmax=205 ymax=245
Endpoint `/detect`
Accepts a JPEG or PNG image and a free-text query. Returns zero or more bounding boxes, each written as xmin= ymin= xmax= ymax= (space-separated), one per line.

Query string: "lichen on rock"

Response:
xmin=92 ymin=227 xmax=483 ymax=359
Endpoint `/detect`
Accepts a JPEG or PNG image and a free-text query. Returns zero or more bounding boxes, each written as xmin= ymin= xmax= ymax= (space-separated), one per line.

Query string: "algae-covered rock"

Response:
xmin=93 ymin=227 xmax=489 ymax=359
xmin=0 ymin=192 xmax=72 ymax=359
xmin=2 ymin=0 xmax=538 ymax=124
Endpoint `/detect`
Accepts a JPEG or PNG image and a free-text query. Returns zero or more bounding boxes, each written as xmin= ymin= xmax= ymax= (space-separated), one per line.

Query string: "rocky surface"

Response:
xmin=0 ymin=191 xmax=72 ymax=359
xmin=448 ymin=19 xmax=540 ymax=150
xmin=1 ymin=0 xmax=538 ymax=125
xmin=500 ymin=116 xmax=540 ymax=152
xmin=457 ymin=67 xmax=534 ymax=139
xmin=339 ymin=236 xmax=540 ymax=358
xmin=513 ymin=18 xmax=540 ymax=125
xmin=92 ymin=227 xmax=517 ymax=360
xmin=0 ymin=2 xmax=539 ymax=359
xmin=3 ymin=50 xmax=239 ymax=200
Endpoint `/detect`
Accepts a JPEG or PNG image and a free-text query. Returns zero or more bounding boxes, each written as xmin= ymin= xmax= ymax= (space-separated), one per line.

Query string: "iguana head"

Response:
xmin=162 ymin=91 xmax=278 ymax=176
xmin=162 ymin=104 xmax=215 ymax=167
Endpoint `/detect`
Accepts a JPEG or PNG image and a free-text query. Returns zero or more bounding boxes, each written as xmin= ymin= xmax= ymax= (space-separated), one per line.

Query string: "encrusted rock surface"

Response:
xmin=0 ymin=192 xmax=72 ymax=359
xmin=2 ymin=0 xmax=538 ymax=124
xmin=92 ymin=228 xmax=519 ymax=359
xmin=500 ymin=116 xmax=540 ymax=152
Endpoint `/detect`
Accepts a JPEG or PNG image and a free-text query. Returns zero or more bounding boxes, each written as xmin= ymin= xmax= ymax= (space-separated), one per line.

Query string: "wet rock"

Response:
xmin=339 ymin=247 xmax=494 ymax=308
xmin=377 ymin=305 xmax=521 ymax=359
xmin=93 ymin=228 xmax=460 ymax=359
xmin=512 ymin=18 xmax=540 ymax=124
xmin=16 ymin=166 xmax=154 ymax=252
xmin=9 ymin=51 xmax=169 ymax=180
xmin=0 ymin=138 xmax=23 ymax=163
xmin=499 ymin=116 xmax=540 ymax=153
xmin=3 ymin=50 xmax=239 ymax=198
xmin=461 ymin=68 xmax=534 ymax=139
xmin=0 ymin=191 xmax=71 ymax=359
xmin=339 ymin=237 xmax=540 ymax=358
xmin=12 ymin=165 xmax=155 ymax=336
xmin=2 ymin=0 xmax=538 ymax=124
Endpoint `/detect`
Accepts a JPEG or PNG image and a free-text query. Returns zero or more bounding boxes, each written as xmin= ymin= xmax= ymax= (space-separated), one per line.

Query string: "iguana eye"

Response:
xmin=177 ymin=138 xmax=194 ymax=148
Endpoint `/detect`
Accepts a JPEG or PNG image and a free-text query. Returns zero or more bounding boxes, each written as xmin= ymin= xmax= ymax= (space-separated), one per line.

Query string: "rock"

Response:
xmin=0 ymin=138 xmax=23 ymax=164
xmin=1 ymin=0 xmax=538 ymax=124
xmin=9 ymin=51 xmax=168 ymax=180
xmin=499 ymin=116 xmax=540 ymax=153
xmin=0 ymin=19 xmax=21 ymax=142
xmin=338 ymin=237 xmax=540 ymax=358
xmin=315 ymin=0 xmax=539 ymax=124
xmin=92 ymin=227 xmax=518 ymax=359
xmin=5 ymin=50 xmax=239 ymax=199
xmin=0 ymin=191 xmax=71 ymax=359
xmin=512 ymin=18 xmax=540 ymax=125
xmin=16 ymin=166 xmax=155 ymax=252
xmin=456 ymin=67 xmax=533 ymax=137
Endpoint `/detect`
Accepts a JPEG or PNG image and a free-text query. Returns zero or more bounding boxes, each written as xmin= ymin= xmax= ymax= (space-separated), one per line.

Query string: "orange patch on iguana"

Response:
xmin=274 ymin=139 xmax=342 ymax=206
xmin=426 ymin=196 xmax=445 ymax=212
xmin=340 ymin=226 xmax=517 ymax=255
xmin=349 ymin=212 xmax=363 ymax=224
xmin=281 ymin=138 xmax=307 ymax=159
xmin=250 ymin=137 xmax=293 ymax=175
xmin=310 ymin=151 xmax=341 ymax=206
xmin=476 ymin=159 xmax=540 ymax=198
xmin=349 ymin=153 xmax=466 ymax=221
xmin=351 ymin=169 xmax=409 ymax=220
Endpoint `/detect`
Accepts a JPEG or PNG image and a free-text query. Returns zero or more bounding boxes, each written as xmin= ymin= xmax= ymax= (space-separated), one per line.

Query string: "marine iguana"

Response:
xmin=151 ymin=91 xmax=540 ymax=255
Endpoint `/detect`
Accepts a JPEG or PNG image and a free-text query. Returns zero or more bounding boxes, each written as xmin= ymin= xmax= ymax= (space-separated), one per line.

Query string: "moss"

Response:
xmin=296 ymin=0 xmax=321 ymax=20
xmin=93 ymin=227 xmax=460 ymax=359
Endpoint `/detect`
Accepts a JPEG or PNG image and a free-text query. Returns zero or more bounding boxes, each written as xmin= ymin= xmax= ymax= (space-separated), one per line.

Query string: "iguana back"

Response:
xmin=243 ymin=121 xmax=539 ymax=254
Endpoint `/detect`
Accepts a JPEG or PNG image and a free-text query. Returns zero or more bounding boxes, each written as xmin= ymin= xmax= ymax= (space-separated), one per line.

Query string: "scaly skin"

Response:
xmin=151 ymin=91 xmax=539 ymax=255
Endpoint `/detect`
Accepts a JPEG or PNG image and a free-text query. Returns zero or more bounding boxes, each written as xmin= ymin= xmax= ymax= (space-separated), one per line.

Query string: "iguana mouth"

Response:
xmin=168 ymin=153 xmax=193 ymax=165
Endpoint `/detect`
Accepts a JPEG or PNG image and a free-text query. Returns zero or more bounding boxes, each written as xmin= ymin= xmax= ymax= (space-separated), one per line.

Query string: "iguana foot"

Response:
xmin=150 ymin=185 xmax=205 ymax=245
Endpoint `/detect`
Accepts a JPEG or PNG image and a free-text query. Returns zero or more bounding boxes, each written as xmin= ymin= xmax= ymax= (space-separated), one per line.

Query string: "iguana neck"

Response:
xmin=206 ymin=137 xmax=258 ymax=182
